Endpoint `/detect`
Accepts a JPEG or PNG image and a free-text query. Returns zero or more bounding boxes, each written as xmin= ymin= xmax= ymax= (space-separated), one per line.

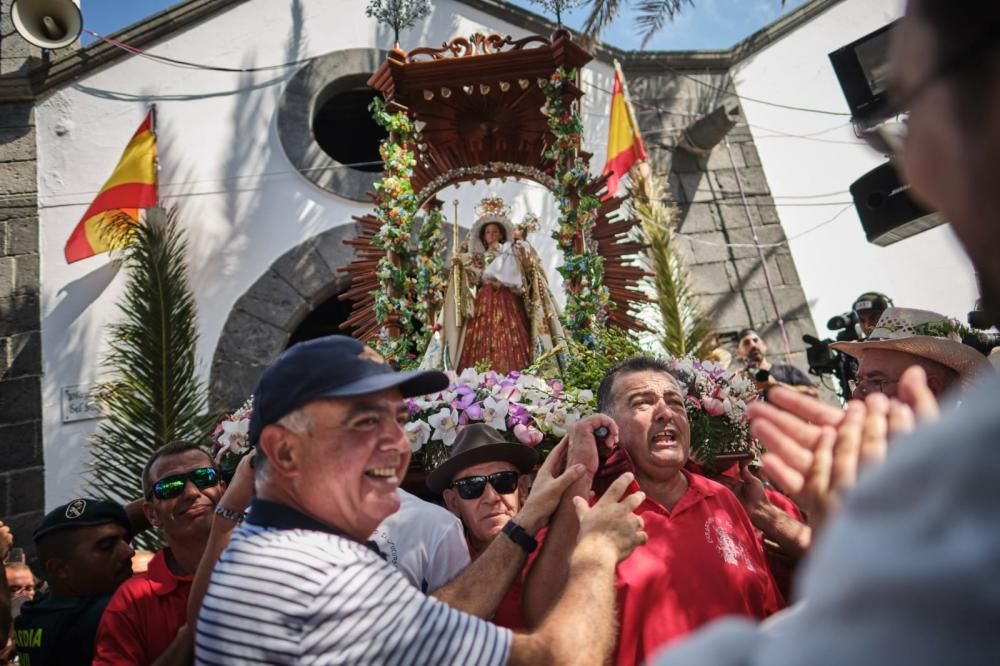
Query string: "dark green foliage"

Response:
xmin=88 ymin=208 xmax=215 ymax=548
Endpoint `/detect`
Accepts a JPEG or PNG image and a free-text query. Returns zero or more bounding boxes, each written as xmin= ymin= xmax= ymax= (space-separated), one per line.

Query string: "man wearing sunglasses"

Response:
xmin=94 ymin=441 xmax=224 ymax=666
xmin=427 ymin=423 xmax=539 ymax=629
xmin=195 ymin=335 xmax=648 ymax=665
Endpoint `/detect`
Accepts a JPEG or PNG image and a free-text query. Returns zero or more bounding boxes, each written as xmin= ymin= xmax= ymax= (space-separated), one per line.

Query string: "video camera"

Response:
xmin=803 ymin=306 xmax=868 ymax=402
xmin=826 ymin=311 xmax=862 ymax=342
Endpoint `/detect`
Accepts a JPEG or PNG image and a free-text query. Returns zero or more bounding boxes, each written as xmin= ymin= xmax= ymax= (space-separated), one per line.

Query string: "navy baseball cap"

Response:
xmin=248 ymin=335 xmax=449 ymax=445
xmin=33 ymin=498 xmax=132 ymax=541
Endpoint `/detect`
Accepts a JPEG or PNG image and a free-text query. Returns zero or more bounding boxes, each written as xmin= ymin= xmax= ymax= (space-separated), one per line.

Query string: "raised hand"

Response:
xmin=518 ymin=439 xmax=586 ymax=533
xmin=574 ymin=472 xmax=647 ymax=563
xmin=219 ymin=450 xmax=256 ymax=514
xmin=565 ymin=414 xmax=620 ymax=477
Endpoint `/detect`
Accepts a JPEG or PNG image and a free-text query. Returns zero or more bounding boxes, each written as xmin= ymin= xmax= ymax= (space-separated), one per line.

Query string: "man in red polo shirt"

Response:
xmin=93 ymin=441 xmax=226 ymax=665
xmin=524 ymin=357 xmax=784 ymax=666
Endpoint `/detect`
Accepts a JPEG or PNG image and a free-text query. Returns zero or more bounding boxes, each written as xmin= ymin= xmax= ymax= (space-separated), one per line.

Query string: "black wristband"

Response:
xmin=502 ymin=520 xmax=537 ymax=554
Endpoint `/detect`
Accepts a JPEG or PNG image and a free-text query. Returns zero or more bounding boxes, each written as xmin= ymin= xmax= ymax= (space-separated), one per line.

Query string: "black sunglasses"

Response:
xmin=452 ymin=471 xmax=520 ymax=500
xmin=150 ymin=467 xmax=220 ymax=500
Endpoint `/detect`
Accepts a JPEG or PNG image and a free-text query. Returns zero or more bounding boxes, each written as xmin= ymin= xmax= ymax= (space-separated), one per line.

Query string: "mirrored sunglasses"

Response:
xmin=150 ymin=467 xmax=219 ymax=500
xmin=452 ymin=470 xmax=520 ymax=500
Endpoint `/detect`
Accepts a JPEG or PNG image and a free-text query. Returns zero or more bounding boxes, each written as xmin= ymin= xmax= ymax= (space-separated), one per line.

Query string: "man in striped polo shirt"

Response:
xmin=195 ymin=335 xmax=648 ymax=665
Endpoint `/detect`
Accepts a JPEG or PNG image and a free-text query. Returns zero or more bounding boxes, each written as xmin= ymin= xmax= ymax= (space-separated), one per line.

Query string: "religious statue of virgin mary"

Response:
xmin=422 ymin=195 xmax=566 ymax=375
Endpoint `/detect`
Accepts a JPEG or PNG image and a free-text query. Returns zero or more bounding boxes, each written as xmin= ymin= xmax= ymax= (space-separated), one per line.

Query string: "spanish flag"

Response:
xmin=601 ymin=63 xmax=647 ymax=200
xmin=65 ymin=111 xmax=158 ymax=263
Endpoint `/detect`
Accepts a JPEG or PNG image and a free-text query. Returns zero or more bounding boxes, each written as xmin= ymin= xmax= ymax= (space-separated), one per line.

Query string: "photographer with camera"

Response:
xmin=735 ymin=328 xmax=817 ymax=396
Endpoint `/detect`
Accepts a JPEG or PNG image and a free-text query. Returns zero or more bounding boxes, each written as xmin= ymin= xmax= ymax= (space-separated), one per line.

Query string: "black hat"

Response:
xmin=426 ymin=423 xmax=539 ymax=493
xmin=248 ymin=335 xmax=449 ymax=445
xmin=737 ymin=327 xmax=759 ymax=342
xmin=33 ymin=498 xmax=131 ymax=542
xmin=853 ymin=292 xmax=894 ymax=313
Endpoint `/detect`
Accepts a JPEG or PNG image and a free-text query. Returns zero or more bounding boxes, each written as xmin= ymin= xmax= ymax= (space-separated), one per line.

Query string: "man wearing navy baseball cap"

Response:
xmin=195 ymin=335 xmax=649 ymax=665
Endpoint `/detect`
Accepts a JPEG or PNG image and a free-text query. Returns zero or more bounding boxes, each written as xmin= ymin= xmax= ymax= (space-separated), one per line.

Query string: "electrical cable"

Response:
xmin=84 ymin=29 xmax=316 ymax=73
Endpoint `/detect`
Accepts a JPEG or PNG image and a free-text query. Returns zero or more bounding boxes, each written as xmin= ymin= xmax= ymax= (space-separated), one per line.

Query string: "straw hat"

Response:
xmin=832 ymin=308 xmax=991 ymax=385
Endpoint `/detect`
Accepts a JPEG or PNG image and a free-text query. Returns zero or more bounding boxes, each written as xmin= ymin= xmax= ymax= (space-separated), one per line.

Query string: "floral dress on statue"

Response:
xmin=422 ymin=196 xmax=566 ymax=376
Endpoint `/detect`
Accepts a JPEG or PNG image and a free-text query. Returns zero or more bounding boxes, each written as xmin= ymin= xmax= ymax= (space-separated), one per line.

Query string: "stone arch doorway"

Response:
xmin=208 ymin=223 xmax=360 ymax=412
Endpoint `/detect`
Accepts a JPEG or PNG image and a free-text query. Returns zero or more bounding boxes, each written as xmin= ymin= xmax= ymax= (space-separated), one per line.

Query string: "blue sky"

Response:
xmin=81 ymin=0 xmax=808 ymax=50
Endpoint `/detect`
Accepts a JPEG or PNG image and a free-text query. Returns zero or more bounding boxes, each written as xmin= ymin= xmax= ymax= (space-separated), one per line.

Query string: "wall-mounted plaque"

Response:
xmin=61 ymin=384 xmax=105 ymax=423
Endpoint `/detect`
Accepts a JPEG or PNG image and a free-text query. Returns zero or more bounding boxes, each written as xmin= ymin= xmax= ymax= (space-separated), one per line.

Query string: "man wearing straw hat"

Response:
xmin=832 ymin=307 xmax=991 ymax=399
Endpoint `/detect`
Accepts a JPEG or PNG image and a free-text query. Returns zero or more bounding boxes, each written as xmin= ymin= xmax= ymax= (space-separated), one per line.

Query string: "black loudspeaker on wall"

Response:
xmin=849 ymin=162 xmax=945 ymax=246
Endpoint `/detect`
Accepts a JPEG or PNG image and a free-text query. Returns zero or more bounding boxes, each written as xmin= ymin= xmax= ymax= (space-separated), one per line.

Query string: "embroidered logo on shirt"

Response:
xmin=704 ymin=517 xmax=756 ymax=572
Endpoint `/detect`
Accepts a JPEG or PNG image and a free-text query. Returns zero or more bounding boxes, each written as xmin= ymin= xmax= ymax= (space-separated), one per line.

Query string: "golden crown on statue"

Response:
xmin=475 ymin=194 xmax=510 ymax=219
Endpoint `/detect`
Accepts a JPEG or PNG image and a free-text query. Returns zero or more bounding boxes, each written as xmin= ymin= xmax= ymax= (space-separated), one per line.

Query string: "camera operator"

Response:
xmin=852 ymin=292 xmax=894 ymax=339
xmin=832 ymin=308 xmax=992 ymax=399
xmin=735 ymin=328 xmax=817 ymax=396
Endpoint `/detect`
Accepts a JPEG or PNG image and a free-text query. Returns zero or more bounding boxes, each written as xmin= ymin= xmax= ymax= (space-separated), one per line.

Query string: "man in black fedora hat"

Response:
xmin=427 ymin=423 xmax=544 ymax=629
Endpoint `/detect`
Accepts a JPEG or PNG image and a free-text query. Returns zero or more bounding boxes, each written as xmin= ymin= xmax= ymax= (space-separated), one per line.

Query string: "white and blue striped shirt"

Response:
xmin=195 ymin=499 xmax=511 ymax=665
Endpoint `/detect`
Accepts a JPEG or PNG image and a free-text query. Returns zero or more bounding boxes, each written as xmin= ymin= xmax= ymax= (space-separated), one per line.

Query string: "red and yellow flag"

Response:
xmin=601 ymin=64 xmax=647 ymax=200
xmin=65 ymin=111 xmax=158 ymax=263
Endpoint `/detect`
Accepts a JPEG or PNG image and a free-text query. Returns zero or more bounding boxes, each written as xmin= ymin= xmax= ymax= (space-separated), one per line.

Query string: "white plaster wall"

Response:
xmin=35 ymin=0 xmax=613 ymax=507
xmin=730 ymin=0 xmax=979 ymax=337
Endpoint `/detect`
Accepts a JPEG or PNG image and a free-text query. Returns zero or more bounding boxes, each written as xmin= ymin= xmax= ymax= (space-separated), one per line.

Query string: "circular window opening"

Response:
xmin=314 ymin=87 xmax=387 ymax=174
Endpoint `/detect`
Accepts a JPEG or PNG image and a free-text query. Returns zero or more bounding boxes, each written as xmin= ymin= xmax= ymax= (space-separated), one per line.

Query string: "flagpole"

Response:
xmin=149 ymin=104 xmax=160 ymax=207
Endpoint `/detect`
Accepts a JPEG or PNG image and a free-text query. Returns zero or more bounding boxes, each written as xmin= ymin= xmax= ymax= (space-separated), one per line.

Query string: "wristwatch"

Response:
xmin=502 ymin=520 xmax=538 ymax=554
xmin=214 ymin=505 xmax=245 ymax=525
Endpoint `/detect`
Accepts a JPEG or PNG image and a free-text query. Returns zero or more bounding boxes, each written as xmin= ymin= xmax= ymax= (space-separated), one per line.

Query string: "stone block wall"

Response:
xmin=622 ymin=61 xmax=819 ymax=376
xmin=0 ymin=19 xmax=44 ymax=555
xmin=0 ymin=100 xmax=43 ymax=556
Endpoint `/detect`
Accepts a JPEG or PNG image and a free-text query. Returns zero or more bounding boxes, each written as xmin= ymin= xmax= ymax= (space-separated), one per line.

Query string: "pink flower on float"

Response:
xmin=702 ymin=397 xmax=726 ymax=417
xmin=686 ymin=396 xmax=702 ymax=410
xmin=513 ymin=424 xmax=544 ymax=447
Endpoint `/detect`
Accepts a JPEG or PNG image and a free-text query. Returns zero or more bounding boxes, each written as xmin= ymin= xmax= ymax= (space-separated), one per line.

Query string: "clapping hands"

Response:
xmin=749 ymin=365 xmax=940 ymax=536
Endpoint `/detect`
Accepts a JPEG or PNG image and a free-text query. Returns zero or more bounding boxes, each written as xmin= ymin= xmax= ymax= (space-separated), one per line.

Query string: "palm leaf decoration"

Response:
xmin=581 ymin=0 xmax=785 ymax=47
xmin=628 ymin=165 xmax=717 ymax=358
xmin=88 ymin=207 xmax=215 ymax=549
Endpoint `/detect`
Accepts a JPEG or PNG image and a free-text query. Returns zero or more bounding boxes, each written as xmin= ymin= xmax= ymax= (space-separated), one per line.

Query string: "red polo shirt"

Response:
xmin=93 ymin=548 xmax=192 ymax=665
xmin=468 ymin=541 xmax=528 ymax=630
xmin=610 ymin=470 xmax=785 ymax=666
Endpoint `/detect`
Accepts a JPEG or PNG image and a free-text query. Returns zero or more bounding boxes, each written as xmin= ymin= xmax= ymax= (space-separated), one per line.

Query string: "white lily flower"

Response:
xmin=428 ymin=407 xmax=460 ymax=446
xmin=218 ymin=419 xmax=250 ymax=455
xmin=481 ymin=397 xmax=509 ymax=430
xmin=404 ymin=420 xmax=432 ymax=452
xmin=543 ymin=408 xmax=579 ymax=438
xmin=458 ymin=367 xmax=480 ymax=386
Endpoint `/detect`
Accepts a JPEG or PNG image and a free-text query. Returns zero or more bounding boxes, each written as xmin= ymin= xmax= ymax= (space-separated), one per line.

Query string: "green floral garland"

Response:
xmin=543 ymin=68 xmax=610 ymax=343
xmin=370 ymin=97 xmax=420 ymax=362
xmin=369 ymin=98 xmax=448 ymax=366
xmin=412 ymin=204 xmax=447 ymax=356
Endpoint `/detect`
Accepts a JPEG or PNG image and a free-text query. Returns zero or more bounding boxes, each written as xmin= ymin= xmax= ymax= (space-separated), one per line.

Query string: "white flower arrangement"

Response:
xmin=664 ymin=358 xmax=761 ymax=468
xmin=405 ymin=368 xmax=595 ymax=467
xmin=212 ymin=396 xmax=253 ymax=474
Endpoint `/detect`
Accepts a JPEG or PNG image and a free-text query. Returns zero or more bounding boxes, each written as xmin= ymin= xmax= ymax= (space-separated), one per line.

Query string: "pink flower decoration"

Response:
xmin=513 ymin=424 xmax=544 ymax=447
xmin=702 ymin=397 xmax=726 ymax=417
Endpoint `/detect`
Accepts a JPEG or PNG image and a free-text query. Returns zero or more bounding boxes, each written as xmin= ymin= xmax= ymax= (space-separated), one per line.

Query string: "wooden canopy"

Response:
xmin=339 ymin=30 xmax=650 ymax=345
xmin=367 ymin=30 xmax=592 ymax=199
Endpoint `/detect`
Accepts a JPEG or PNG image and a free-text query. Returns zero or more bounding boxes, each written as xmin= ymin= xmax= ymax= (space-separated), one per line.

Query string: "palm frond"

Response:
xmin=87 ymin=207 xmax=215 ymax=550
xmin=581 ymin=0 xmax=626 ymax=38
xmin=628 ymin=166 xmax=716 ymax=358
xmin=632 ymin=0 xmax=694 ymax=47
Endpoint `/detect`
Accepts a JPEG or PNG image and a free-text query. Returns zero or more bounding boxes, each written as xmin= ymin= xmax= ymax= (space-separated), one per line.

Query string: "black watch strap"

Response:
xmin=502 ymin=520 xmax=538 ymax=554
